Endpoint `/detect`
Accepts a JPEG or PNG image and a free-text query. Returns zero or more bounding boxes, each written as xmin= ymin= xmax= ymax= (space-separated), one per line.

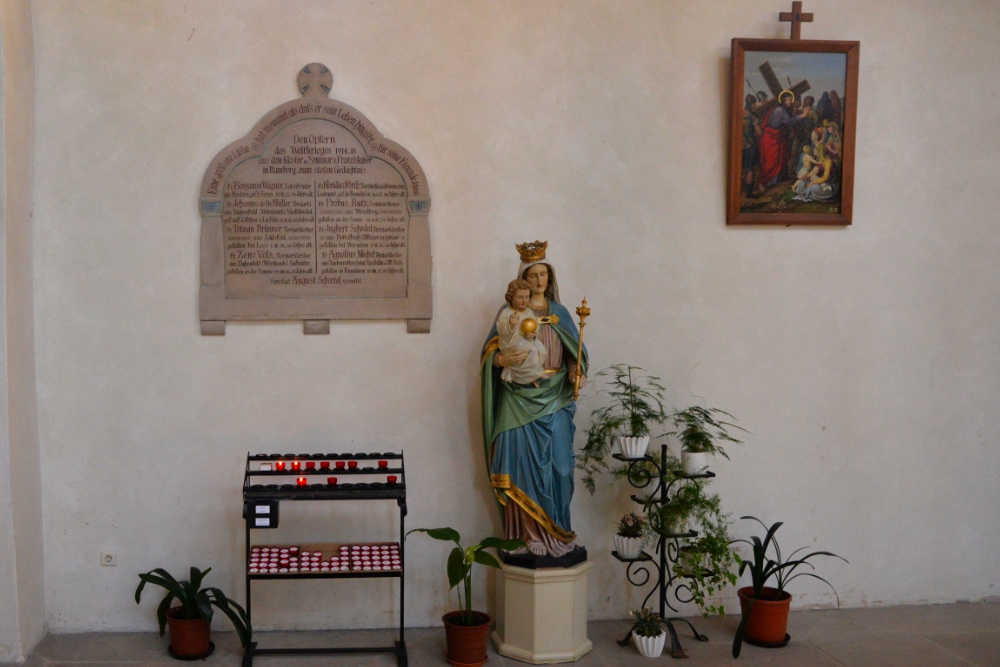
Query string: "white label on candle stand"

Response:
xmin=256 ymin=505 xmax=271 ymax=514
xmin=255 ymin=518 xmax=271 ymax=527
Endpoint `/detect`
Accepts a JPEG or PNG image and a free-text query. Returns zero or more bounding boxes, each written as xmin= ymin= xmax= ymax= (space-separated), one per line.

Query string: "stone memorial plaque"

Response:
xmin=199 ymin=64 xmax=432 ymax=334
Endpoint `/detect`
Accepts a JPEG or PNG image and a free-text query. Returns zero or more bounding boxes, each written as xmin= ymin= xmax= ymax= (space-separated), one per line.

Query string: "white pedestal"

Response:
xmin=491 ymin=560 xmax=592 ymax=664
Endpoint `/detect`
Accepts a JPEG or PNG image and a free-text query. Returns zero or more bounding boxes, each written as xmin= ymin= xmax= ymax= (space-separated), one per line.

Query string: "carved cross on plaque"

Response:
xmin=297 ymin=63 xmax=333 ymax=97
xmin=779 ymin=1 xmax=814 ymax=40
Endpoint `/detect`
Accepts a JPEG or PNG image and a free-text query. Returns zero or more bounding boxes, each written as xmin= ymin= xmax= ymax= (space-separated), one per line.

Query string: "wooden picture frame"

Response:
xmin=727 ymin=38 xmax=859 ymax=225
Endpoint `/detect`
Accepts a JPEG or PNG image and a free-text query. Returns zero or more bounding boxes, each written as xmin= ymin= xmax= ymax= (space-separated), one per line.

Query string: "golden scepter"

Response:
xmin=573 ymin=298 xmax=591 ymax=401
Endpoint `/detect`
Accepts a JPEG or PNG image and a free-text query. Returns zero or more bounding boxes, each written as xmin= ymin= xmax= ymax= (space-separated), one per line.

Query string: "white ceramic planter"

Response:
xmin=676 ymin=546 xmax=706 ymax=575
xmin=634 ymin=629 xmax=667 ymax=658
xmin=617 ymin=435 xmax=650 ymax=459
xmin=682 ymin=450 xmax=708 ymax=475
xmin=614 ymin=534 xmax=643 ymax=560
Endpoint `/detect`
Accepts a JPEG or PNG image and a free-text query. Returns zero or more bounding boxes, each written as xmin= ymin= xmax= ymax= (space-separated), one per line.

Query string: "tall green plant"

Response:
xmin=134 ymin=566 xmax=251 ymax=648
xmin=620 ymin=459 xmax=740 ymax=618
xmin=667 ymin=406 xmax=745 ymax=458
xmin=672 ymin=512 xmax=739 ymax=617
xmin=579 ymin=364 xmax=669 ymax=492
xmin=407 ymin=527 xmax=524 ymax=626
xmin=731 ymin=516 xmax=848 ymax=658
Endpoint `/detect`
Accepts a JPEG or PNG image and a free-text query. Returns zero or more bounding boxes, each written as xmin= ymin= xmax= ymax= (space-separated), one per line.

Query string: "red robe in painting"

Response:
xmin=758 ymin=107 xmax=790 ymax=186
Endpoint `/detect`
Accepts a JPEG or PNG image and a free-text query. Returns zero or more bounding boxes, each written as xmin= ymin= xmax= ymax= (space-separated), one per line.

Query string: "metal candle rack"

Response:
xmin=241 ymin=451 xmax=408 ymax=666
xmin=612 ymin=444 xmax=715 ymax=659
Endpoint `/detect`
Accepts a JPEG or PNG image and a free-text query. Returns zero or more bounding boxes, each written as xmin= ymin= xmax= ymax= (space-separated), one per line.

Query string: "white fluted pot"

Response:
xmin=634 ymin=629 xmax=667 ymax=658
xmin=613 ymin=534 xmax=643 ymax=560
xmin=617 ymin=435 xmax=650 ymax=459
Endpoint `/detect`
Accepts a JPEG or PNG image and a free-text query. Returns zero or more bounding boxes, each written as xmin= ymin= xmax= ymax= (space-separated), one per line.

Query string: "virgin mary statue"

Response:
xmin=481 ymin=241 xmax=587 ymax=560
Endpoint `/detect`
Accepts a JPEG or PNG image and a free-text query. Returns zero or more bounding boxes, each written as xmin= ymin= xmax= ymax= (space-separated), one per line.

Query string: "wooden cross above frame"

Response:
xmin=779 ymin=1 xmax=814 ymax=40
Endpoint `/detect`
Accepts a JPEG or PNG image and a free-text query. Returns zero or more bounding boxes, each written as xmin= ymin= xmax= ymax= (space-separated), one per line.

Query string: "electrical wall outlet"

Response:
xmin=101 ymin=550 xmax=116 ymax=567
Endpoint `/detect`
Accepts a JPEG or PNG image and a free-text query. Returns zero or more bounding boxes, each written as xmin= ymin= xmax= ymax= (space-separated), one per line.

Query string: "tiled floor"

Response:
xmin=20 ymin=601 xmax=1000 ymax=666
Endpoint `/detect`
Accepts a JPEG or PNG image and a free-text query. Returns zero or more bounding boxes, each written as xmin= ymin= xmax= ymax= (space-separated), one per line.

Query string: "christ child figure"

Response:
xmin=794 ymin=144 xmax=820 ymax=188
xmin=497 ymin=279 xmax=548 ymax=386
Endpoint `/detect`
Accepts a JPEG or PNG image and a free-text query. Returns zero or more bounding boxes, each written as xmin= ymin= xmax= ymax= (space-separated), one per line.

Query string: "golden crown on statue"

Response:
xmin=515 ymin=240 xmax=548 ymax=263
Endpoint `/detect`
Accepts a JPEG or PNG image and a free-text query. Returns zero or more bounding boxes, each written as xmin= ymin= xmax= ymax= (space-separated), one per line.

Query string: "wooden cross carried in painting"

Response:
xmin=750 ymin=61 xmax=811 ymax=119
xmin=779 ymin=1 xmax=814 ymax=40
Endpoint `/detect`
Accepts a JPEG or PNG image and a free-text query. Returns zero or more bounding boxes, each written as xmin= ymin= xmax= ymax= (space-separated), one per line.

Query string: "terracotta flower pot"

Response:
xmin=442 ymin=611 xmax=490 ymax=667
xmin=165 ymin=606 xmax=212 ymax=658
xmin=737 ymin=586 xmax=792 ymax=646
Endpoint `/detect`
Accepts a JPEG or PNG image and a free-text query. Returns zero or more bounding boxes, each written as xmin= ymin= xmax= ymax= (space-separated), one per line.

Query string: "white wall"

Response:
xmin=25 ymin=0 xmax=1000 ymax=635
xmin=0 ymin=0 xmax=44 ymax=660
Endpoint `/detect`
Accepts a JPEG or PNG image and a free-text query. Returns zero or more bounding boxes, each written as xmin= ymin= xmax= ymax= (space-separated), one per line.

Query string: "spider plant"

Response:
xmin=731 ymin=516 xmax=847 ymax=657
xmin=135 ymin=566 xmax=251 ymax=648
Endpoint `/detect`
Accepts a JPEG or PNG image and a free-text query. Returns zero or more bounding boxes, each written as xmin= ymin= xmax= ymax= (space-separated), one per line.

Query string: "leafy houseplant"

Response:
xmin=630 ymin=607 xmax=667 ymax=658
xmin=667 ymin=406 xmax=745 ymax=474
xmin=134 ymin=566 xmax=250 ymax=659
xmin=614 ymin=511 xmax=647 ymax=559
xmin=617 ymin=510 xmax=646 ymax=538
xmin=731 ymin=516 xmax=848 ymax=657
xmin=407 ymin=527 xmax=524 ymax=667
xmin=615 ymin=449 xmax=740 ymax=619
xmin=646 ymin=480 xmax=739 ymax=619
xmin=647 ymin=482 xmax=706 ymax=536
xmin=672 ymin=513 xmax=739 ymax=618
xmin=579 ymin=364 xmax=670 ymax=492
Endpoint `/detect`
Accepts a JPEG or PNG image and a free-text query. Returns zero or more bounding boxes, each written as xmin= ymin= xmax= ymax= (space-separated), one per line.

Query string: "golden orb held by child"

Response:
xmin=520 ymin=318 xmax=538 ymax=336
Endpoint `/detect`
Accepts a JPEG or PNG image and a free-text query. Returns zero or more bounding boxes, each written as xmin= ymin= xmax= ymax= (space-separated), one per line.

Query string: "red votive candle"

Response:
xmin=378 ymin=460 xmax=388 ymax=469
xmin=327 ymin=477 xmax=338 ymax=485
xmin=306 ymin=462 xmax=316 ymax=470
xmin=320 ymin=461 xmax=330 ymax=470
xmin=336 ymin=461 xmax=345 ymax=470
xmin=297 ymin=477 xmax=307 ymax=486
xmin=292 ymin=460 xmax=302 ymax=471
xmin=387 ymin=475 xmax=397 ymax=485
xmin=275 ymin=461 xmax=286 ymax=471
xmin=348 ymin=461 xmax=358 ymax=470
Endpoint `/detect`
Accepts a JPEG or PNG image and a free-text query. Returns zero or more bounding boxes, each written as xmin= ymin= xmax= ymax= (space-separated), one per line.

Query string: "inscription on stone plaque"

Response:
xmin=199 ymin=64 xmax=431 ymax=335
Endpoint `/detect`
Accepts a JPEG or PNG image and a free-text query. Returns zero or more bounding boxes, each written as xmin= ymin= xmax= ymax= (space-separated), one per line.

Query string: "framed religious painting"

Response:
xmin=727 ymin=38 xmax=859 ymax=225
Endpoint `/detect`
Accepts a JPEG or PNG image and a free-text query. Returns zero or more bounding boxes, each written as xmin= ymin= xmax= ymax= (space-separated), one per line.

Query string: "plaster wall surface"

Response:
xmin=1 ymin=0 xmax=43 ymax=660
xmin=27 ymin=0 xmax=1000 ymax=634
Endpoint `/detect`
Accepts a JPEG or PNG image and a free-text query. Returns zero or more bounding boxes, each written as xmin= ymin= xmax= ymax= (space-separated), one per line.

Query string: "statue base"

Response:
xmin=498 ymin=546 xmax=587 ymax=570
xmin=492 ymin=559 xmax=592 ymax=664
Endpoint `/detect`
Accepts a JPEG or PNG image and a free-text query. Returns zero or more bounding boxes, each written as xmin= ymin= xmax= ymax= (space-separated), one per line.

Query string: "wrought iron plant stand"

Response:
xmin=612 ymin=444 xmax=714 ymax=659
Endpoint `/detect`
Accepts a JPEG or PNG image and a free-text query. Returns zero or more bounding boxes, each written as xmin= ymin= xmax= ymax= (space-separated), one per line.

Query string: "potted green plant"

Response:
xmin=630 ymin=606 xmax=667 ymax=658
xmin=618 ymin=451 xmax=741 ymax=620
xmin=667 ymin=406 xmax=745 ymax=474
xmin=672 ymin=512 xmax=739 ymax=618
xmin=613 ymin=510 xmax=647 ymax=560
xmin=731 ymin=516 xmax=848 ymax=658
xmin=134 ymin=566 xmax=250 ymax=659
xmin=579 ymin=364 xmax=670 ymax=492
xmin=407 ymin=527 xmax=524 ymax=667
xmin=644 ymin=474 xmax=717 ymax=537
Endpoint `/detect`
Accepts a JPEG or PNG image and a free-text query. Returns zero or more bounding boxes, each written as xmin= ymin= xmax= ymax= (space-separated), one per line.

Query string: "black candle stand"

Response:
xmin=612 ymin=445 xmax=714 ymax=659
xmin=241 ymin=452 xmax=408 ymax=666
